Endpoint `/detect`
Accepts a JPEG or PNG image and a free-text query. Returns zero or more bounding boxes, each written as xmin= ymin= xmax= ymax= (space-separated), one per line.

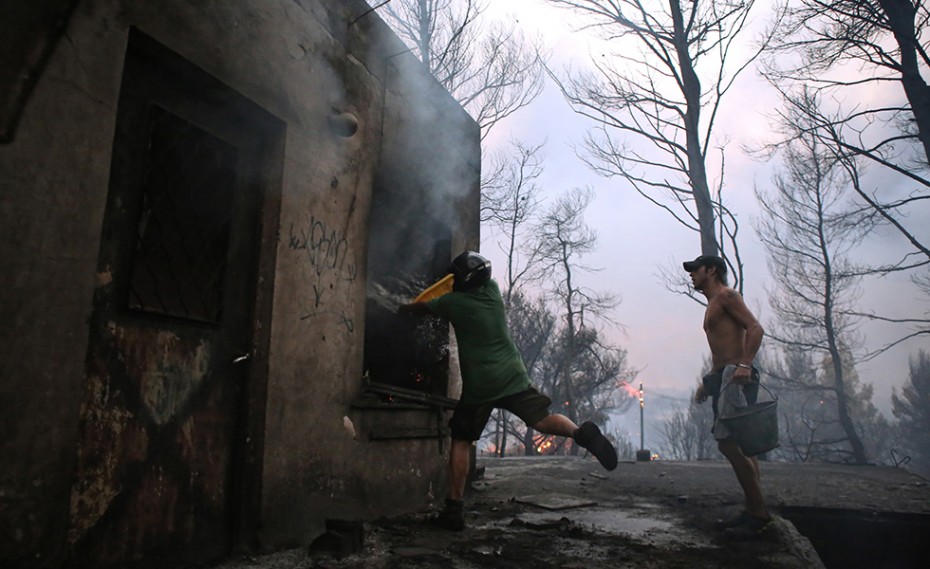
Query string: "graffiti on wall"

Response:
xmin=287 ymin=212 xmax=358 ymax=333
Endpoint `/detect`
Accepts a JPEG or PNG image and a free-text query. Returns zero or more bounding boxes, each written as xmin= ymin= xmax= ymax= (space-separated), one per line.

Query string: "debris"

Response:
xmin=510 ymin=515 xmax=574 ymax=530
xmin=514 ymin=494 xmax=598 ymax=511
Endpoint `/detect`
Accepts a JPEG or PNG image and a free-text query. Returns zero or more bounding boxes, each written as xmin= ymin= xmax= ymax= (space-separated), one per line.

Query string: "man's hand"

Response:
xmin=732 ymin=364 xmax=752 ymax=385
xmin=695 ymin=383 xmax=707 ymax=403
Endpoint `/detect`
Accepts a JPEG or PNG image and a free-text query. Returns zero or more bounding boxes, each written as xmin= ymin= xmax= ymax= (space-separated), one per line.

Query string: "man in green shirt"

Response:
xmin=400 ymin=251 xmax=617 ymax=530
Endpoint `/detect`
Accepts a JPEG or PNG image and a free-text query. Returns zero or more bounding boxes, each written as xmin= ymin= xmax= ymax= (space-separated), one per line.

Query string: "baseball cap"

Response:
xmin=682 ymin=255 xmax=727 ymax=274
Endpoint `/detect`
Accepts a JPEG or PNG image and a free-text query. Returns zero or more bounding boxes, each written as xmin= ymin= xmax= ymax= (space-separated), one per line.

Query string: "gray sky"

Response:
xmin=478 ymin=0 xmax=930 ymax=416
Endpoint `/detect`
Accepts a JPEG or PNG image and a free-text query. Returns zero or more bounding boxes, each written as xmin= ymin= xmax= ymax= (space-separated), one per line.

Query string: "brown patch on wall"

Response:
xmin=68 ymin=324 xmax=232 ymax=566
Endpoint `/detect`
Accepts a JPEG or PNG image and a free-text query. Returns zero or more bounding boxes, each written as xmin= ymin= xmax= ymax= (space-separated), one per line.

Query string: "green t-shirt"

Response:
xmin=428 ymin=279 xmax=529 ymax=404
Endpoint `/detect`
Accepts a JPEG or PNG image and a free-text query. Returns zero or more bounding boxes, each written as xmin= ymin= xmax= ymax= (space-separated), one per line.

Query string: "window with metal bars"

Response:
xmin=126 ymin=104 xmax=237 ymax=323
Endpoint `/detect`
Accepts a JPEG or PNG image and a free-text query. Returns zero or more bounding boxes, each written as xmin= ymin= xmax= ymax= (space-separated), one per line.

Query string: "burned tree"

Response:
xmin=530 ymin=188 xmax=635 ymax=454
xmin=661 ymin=393 xmax=715 ymax=461
xmin=766 ymin=1 xmax=930 ymax=319
xmin=546 ymin=0 xmax=777 ymax=288
xmin=764 ymin=345 xmax=891 ymax=464
xmin=480 ymin=140 xmax=546 ymax=296
xmin=769 ymin=0 xmax=930 ymax=170
xmin=755 ymin=97 xmax=878 ymax=463
xmin=380 ymin=0 xmax=544 ymax=140
xmin=892 ymin=350 xmax=930 ymax=475
xmin=763 ymin=87 xmax=930 ymax=358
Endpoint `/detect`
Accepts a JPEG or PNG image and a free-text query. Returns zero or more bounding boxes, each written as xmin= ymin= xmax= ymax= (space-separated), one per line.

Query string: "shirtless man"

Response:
xmin=684 ymin=254 xmax=772 ymax=538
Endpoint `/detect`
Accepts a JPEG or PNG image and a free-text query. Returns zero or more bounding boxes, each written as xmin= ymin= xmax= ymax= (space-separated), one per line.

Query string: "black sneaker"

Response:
xmin=723 ymin=515 xmax=774 ymax=540
xmin=431 ymin=499 xmax=465 ymax=531
xmin=574 ymin=421 xmax=618 ymax=471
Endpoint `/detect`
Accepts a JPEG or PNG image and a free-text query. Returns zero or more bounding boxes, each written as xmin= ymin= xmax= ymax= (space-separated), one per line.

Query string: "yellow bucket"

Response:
xmin=413 ymin=273 xmax=454 ymax=303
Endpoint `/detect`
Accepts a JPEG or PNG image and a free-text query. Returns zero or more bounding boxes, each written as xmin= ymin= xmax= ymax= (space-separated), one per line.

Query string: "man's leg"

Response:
xmin=750 ymin=456 xmax=761 ymax=485
xmin=447 ymin=438 xmax=472 ymax=502
xmin=718 ymin=439 xmax=768 ymax=519
xmin=531 ymin=413 xmax=578 ymax=437
xmin=531 ymin=414 xmax=618 ymax=471
xmin=432 ymin=439 xmax=472 ymax=531
xmin=506 ymin=388 xmax=618 ymax=470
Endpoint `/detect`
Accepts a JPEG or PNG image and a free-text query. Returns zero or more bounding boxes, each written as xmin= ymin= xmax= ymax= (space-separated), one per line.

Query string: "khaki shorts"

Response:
xmin=449 ymin=387 xmax=552 ymax=441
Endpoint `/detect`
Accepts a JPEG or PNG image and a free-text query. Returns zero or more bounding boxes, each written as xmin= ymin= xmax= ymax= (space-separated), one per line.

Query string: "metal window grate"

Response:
xmin=127 ymin=105 xmax=237 ymax=323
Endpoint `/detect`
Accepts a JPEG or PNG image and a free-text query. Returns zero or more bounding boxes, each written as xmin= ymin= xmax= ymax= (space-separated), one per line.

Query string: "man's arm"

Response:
xmin=723 ymin=290 xmax=764 ymax=382
xmin=398 ymin=301 xmax=433 ymax=316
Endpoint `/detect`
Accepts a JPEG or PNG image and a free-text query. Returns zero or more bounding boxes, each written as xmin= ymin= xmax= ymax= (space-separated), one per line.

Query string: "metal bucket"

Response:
xmin=719 ymin=383 xmax=779 ymax=457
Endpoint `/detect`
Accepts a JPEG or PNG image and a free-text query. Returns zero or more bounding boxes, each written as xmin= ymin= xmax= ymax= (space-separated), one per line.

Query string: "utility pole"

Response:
xmin=636 ymin=382 xmax=651 ymax=461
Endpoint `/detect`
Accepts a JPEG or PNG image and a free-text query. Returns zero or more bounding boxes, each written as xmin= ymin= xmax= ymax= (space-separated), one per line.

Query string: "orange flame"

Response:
xmin=619 ymin=381 xmax=640 ymax=398
xmin=535 ymin=436 xmax=556 ymax=454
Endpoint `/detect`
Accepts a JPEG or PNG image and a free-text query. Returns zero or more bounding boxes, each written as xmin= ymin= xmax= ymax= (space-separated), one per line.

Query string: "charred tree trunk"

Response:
xmin=820 ymin=210 xmax=868 ymax=464
xmin=417 ymin=0 xmax=432 ymax=70
xmin=671 ymin=0 xmax=719 ymax=256
xmin=878 ymin=0 xmax=930 ymax=166
xmin=523 ymin=427 xmax=536 ymax=456
xmin=499 ymin=409 xmax=509 ymax=456
xmin=826 ymin=336 xmax=868 ymax=464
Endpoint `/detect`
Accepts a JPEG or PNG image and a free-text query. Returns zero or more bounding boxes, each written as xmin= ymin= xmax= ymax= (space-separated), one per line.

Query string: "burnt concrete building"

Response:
xmin=0 ymin=1 xmax=480 ymax=567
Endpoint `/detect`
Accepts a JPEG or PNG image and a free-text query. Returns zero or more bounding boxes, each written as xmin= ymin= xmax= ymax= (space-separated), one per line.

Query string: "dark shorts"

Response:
xmin=449 ymin=387 xmax=552 ymax=441
xmin=704 ymin=366 xmax=760 ymax=421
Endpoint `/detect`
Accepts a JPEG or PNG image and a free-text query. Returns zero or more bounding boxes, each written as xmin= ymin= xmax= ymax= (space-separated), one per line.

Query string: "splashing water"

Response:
xmin=366 ymin=275 xmax=434 ymax=313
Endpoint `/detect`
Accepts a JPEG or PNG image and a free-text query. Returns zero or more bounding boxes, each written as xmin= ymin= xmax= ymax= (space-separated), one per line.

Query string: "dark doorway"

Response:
xmin=68 ymin=30 xmax=282 ymax=568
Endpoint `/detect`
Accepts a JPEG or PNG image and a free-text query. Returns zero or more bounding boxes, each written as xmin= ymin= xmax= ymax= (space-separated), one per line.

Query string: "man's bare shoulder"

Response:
xmin=722 ymin=287 xmax=742 ymax=301
xmin=709 ymin=286 xmax=742 ymax=305
xmin=716 ymin=287 xmax=753 ymax=314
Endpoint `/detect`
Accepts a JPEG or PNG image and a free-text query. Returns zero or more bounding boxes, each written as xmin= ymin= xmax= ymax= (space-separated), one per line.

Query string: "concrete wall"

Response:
xmin=0 ymin=0 xmax=479 ymax=566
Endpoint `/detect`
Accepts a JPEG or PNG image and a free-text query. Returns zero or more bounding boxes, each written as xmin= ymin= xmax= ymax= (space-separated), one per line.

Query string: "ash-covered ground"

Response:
xmin=213 ymin=456 xmax=930 ymax=569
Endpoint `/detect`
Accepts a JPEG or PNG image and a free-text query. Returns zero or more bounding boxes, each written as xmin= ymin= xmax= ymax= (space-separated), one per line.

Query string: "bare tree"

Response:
xmin=607 ymin=428 xmax=637 ymax=460
xmin=661 ymin=388 xmax=715 ymax=461
xmin=529 ymin=323 xmax=636 ymax=456
xmin=763 ymin=1 xmax=930 ymax=362
xmin=755 ymin=101 xmax=877 ymax=463
xmin=533 ymin=188 xmax=627 ymax=430
xmin=766 ymin=1 xmax=930 ymax=292
xmin=381 ymin=0 xmax=545 ymax=140
xmin=762 ymin=89 xmax=930 ymax=355
xmin=481 ymin=140 xmax=546 ymax=297
xmin=545 ymin=0 xmax=778 ymax=288
xmin=769 ymin=0 xmax=930 ymax=169
xmin=765 ymin=345 xmax=891 ymax=464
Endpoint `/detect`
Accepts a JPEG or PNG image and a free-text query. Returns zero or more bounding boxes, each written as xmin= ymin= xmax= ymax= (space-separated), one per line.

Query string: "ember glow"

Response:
xmin=536 ymin=437 xmax=555 ymax=454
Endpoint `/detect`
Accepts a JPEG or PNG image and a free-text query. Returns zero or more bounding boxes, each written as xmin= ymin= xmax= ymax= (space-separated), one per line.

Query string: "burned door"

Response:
xmin=69 ymin=31 xmax=281 ymax=567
